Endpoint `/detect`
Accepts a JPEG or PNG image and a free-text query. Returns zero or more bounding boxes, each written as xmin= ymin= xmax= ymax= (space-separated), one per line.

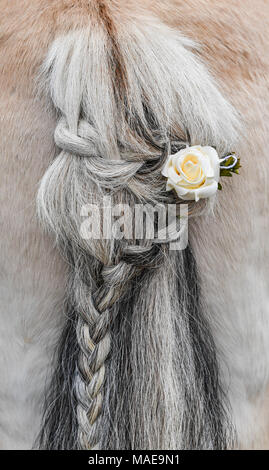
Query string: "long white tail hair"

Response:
xmin=37 ymin=3 xmax=239 ymax=450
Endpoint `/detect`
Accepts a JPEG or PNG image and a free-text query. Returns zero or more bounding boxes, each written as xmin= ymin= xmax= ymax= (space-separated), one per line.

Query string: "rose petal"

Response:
xmin=173 ymin=185 xmax=190 ymax=198
xmin=202 ymin=146 xmax=220 ymax=181
xmin=161 ymin=155 xmax=173 ymax=177
xmin=167 ymin=166 xmax=182 ymax=184
xmin=194 ymin=180 xmax=218 ymax=200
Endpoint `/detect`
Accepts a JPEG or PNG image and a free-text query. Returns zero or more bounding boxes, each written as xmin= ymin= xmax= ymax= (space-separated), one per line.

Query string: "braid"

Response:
xmin=37 ymin=11 xmax=239 ymax=449
xmin=74 ymin=277 xmax=111 ymax=449
xmin=40 ymin=119 xmax=169 ymax=448
xmin=73 ymin=239 xmax=166 ymax=448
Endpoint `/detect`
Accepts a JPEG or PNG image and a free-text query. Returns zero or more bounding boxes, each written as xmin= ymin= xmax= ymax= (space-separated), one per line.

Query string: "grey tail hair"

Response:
xmin=38 ymin=246 xmax=233 ymax=450
xmin=37 ymin=4 xmax=239 ymax=450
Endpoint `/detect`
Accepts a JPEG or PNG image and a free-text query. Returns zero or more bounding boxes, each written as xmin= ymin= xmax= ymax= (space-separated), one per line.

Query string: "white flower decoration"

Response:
xmin=162 ymin=145 xmax=220 ymax=202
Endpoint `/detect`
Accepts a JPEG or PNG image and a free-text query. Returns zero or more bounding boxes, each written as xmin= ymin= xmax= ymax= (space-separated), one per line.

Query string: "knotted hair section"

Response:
xmin=55 ymin=118 xmax=100 ymax=158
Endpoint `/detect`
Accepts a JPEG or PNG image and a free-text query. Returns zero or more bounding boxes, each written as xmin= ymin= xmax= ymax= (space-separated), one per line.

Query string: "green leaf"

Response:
xmin=220 ymin=157 xmax=241 ymax=180
xmin=220 ymin=169 xmax=233 ymax=177
xmin=218 ymin=182 xmax=222 ymax=190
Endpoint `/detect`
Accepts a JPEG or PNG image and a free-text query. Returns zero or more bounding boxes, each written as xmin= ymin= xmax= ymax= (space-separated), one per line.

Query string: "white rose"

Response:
xmin=162 ymin=145 xmax=220 ymax=202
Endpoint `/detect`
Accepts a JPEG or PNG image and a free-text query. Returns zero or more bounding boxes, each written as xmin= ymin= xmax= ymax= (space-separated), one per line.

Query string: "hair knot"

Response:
xmin=55 ymin=117 xmax=100 ymax=157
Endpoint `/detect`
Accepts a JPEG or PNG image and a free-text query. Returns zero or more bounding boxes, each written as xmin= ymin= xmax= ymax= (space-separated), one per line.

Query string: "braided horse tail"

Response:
xmin=37 ymin=3 xmax=239 ymax=450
